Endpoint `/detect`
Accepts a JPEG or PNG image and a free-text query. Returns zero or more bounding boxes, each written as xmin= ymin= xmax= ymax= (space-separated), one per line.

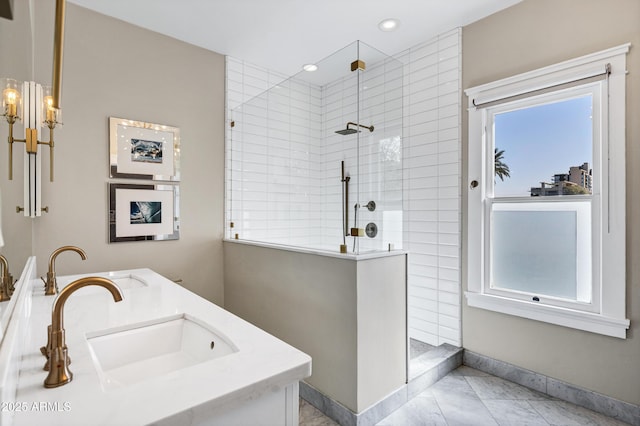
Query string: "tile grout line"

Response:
xmin=464 ymin=375 xmax=502 ymax=426
xmin=423 ymin=384 xmax=449 ymax=426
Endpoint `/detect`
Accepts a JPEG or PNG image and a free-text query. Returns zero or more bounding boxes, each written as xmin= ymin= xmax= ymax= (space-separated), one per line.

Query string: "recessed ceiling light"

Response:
xmin=378 ymin=18 xmax=400 ymax=32
xmin=302 ymin=64 xmax=318 ymax=72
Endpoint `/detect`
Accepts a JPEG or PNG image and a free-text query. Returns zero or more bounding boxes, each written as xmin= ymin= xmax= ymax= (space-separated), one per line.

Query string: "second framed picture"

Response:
xmin=109 ymin=117 xmax=180 ymax=181
xmin=109 ymin=183 xmax=180 ymax=243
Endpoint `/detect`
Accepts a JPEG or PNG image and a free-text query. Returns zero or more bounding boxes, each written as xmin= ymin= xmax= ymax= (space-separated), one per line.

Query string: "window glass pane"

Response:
xmin=493 ymin=95 xmax=593 ymax=198
xmin=490 ymin=200 xmax=591 ymax=302
xmin=491 ymin=210 xmax=577 ymax=299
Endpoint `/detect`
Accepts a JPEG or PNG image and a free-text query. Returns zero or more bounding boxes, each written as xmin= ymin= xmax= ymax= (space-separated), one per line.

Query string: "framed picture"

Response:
xmin=109 ymin=183 xmax=180 ymax=243
xmin=109 ymin=117 xmax=180 ymax=181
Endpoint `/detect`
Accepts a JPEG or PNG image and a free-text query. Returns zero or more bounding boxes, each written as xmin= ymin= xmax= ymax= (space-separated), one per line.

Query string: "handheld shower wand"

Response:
xmin=340 ymin=161 xmax=351 ymax=253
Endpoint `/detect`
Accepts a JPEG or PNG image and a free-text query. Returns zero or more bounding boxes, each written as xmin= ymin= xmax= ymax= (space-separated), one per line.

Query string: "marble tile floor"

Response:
xmin=300 ymin=398 xmax=340 ymax=426
xmin=300 ymin=366 xmax=630 ymax=426
xmin=409 ymin=341 xmax=458 ymax=381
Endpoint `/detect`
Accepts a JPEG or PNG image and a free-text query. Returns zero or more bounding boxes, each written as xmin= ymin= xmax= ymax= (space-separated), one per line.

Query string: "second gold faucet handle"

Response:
xmin=41 ymin=324 xmax=52 ymax=370
xmin=0 ymin=281 xmax=9 ymax=302
xmin=43 ymin=272 xmax=57 ymax=296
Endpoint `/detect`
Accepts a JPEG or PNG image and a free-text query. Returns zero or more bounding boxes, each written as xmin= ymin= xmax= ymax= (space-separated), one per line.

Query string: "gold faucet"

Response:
xmin=44 ymin=276 xmax=123 ymax=388
xmin=42 ymin=246 xmax=87 ymax=295
xmin=0 ymin=255 xmax=13 ymax=302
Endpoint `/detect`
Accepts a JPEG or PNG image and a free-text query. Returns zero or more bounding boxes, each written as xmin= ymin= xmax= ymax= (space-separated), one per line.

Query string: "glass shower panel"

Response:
xmin=228 ymin=41 xmax=403 ymax=254
xmin=229 ymin=69 xmax=324 ymax=247
xmin=230 ymin=44 xmax=342 ymax=249
xmin=357 ymin=42 xmax=404 ymax=253
xmin=319 ymin=42 xmax=361 ymax=253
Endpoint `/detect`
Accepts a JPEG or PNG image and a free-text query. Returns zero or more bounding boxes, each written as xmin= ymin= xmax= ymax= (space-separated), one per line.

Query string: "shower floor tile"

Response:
xmin=410 ymin=338 xmax=435 ymax=359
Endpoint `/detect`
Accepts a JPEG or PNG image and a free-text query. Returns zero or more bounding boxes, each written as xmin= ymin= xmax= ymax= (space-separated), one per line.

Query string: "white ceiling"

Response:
xmin=67 ymin=0 xmax=522 ymax=76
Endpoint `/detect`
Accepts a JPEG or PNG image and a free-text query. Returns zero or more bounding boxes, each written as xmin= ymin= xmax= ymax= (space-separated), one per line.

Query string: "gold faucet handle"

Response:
xmin=40 ymin=346 xmax=50 ymax=371
xmin=0 ymin=281 xmax=9 ymax=302
xmin=43 ymin=272 xmax=57 ymax=296
xmin=41 ymin=324 xmax=52 ymax=370
xmin=8 ymin=274 xmax=15 ymax=293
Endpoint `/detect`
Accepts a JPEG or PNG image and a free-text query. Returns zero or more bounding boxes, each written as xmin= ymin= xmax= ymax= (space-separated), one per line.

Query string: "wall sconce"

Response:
xmin=0 ymin=0 xmax=65 ymax=218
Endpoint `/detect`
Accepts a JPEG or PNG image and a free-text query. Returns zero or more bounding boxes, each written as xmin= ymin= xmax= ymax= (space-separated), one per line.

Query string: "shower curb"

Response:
xmin=464 ymin=350 xmax=640 ymax=426
xmin=300 ymin=344 xmax=463 ymax=426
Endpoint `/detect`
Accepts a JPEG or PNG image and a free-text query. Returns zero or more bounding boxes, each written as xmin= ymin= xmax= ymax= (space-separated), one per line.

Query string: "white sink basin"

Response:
xmin=59 ymin=273 xmax=147 ymax=292
xmin=109 ymin=274 xmax=147 ymax=289
xmin=87 ymin=314 xmax=238 ymax=388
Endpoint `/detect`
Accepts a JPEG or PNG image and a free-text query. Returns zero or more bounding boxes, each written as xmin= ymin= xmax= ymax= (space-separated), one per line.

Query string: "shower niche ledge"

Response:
xmin=224 ymin=240 xmax=407 ymax=414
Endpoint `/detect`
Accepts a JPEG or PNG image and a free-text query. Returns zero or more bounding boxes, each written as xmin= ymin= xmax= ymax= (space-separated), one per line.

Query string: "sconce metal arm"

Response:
xmin=5 ymin=119 xmax=56 ymax=182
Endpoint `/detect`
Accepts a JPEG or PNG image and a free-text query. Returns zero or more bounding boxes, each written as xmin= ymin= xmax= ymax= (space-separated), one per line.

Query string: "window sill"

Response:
xmin=465 ymin=292 xmax=629 ymax=339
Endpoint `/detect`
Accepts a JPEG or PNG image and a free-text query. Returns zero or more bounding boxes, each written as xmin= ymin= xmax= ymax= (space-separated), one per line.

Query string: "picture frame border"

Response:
xmin=109 ymin=116 xmax=181 ymax=181
xmin=109 ymin=183 xmax=180 ymax=243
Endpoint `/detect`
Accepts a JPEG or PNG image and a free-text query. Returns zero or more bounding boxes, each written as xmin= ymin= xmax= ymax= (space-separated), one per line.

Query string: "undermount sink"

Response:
xmin=86 ymin=314 xmax=239 ymax=388
xmin=108 ymin=274 xmax=147 ymax=290
xmin=59 ymin=273 xmax=147 ymax=292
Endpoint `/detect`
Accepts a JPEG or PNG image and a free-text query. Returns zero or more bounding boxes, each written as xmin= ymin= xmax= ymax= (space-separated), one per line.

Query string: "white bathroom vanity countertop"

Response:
xmin=10 ymin=269 xmax=311 ymax=425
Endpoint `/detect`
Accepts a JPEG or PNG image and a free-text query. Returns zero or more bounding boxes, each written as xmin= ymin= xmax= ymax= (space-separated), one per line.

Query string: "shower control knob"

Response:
xmin=365 ymin=222 xmax=378 ymax=238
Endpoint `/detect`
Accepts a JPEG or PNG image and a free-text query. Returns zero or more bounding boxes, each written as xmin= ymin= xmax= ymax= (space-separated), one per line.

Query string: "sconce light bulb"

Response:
xmin=42 ymin=90 xmax=60 ymax=125
xmin=4 ymin=88 xmax=18 ymax=104
xmin=44 ymin=96 xmax=55 ymax=123
xmin=2 ymin=88 xmax=19 ymax=117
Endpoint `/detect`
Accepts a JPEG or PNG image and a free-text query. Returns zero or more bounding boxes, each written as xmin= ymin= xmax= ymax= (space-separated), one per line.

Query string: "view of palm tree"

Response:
xmin=494 ymin=148 xmax=510 ymax=181
xmin=492 ymin=95 xmax=592 ymax=197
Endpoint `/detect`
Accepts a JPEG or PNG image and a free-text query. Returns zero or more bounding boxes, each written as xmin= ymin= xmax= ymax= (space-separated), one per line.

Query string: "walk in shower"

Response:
xmin=225 ymin=41 xmax=412 ymax=418
xmin=226 ymin=40 xmax=403 ymax=255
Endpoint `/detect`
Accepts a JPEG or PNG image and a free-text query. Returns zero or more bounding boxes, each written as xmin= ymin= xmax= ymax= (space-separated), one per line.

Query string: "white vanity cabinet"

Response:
xmin=0 ymin=260 xmax=311 ymax=426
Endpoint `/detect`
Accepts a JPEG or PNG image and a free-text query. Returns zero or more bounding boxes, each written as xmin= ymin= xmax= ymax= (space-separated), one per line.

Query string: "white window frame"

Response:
xmin=465 ymin=44 xmax=630 ymax=338
xmin=484 ymin=84 xmax=600 ymax=312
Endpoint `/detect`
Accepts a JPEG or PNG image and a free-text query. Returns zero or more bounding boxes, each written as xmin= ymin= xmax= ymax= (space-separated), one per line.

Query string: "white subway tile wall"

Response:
xmin=225 ymin=29 xmax=461 ymax=346
xmin=400 ymin=29 xmax=461 ymax=346
xmin=225 ymin=59 xmax=324 ymax=247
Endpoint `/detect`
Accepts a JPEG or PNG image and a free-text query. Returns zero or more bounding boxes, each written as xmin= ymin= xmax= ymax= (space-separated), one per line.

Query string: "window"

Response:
xmin=465 ymin=44 xmax=630 ymax=338
xmin=487 ymin=88 xmax=596 ymax=311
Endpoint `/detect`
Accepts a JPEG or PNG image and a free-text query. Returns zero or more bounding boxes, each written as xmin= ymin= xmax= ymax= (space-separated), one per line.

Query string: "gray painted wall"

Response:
xmin=461 ymin=0 xmax=640 ymax=405
xmin=1 ymin=1 xmax=226 ymax=304
xmin=0 ymin=0 xmax=33 ymax=272
xmin=224 ymin=241 xmax=407 ymax=413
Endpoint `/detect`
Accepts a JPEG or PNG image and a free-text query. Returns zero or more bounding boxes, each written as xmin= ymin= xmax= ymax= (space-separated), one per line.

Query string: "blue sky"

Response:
xmin=493 ymin=95 xmax=593 ymax=197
